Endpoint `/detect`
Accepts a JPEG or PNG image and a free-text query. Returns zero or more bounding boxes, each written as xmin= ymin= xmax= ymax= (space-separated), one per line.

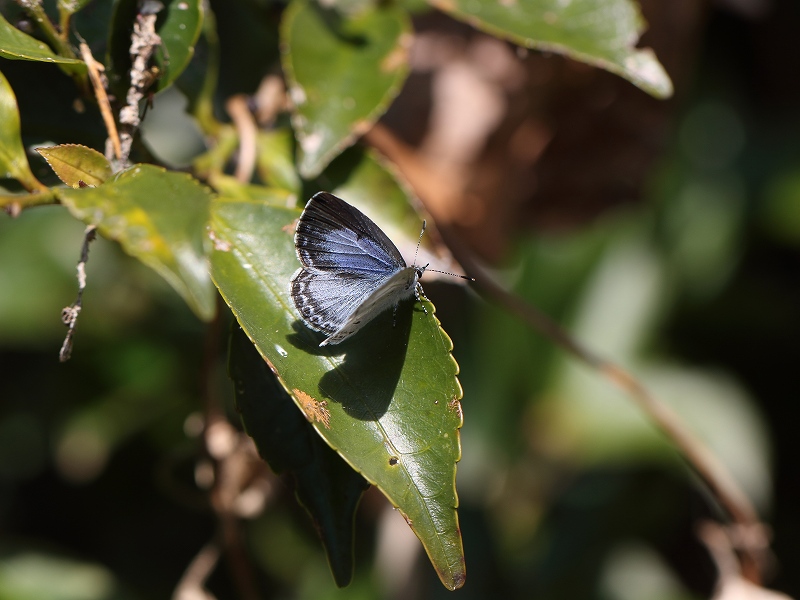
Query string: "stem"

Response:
xmin=58 ymin=5 xmax=71 ymax=40
xmin=59 ymin=225 xmax=97 ymax=362
xmin=17 ymin=0 xmax=77 ymax=59
xmin=225 ymin=95 xmax=257 ymax=184
xmin=0 ymin=190 xmax=58 ymax=215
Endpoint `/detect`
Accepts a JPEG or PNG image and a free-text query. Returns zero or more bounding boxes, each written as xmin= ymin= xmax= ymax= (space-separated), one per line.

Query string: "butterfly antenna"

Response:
xmin=413 ymin=220 xmax=475 ymax=281
xmin=426 ymin=268 xmax=476 ymax=281
xmin=413 ymin=220 xmax=426 ymax=267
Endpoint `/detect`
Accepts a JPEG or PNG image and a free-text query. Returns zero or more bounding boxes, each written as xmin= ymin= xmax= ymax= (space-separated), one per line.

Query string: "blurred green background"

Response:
xmin=2 ymin=0 xmax=800 ymax=599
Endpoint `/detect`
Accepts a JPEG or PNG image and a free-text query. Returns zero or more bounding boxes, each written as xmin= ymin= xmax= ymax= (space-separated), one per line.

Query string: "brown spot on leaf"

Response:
xmin=448 ymin=397 xmax=463 ymax=420
xmin=293 ymin=389 xmax=331 ymax=428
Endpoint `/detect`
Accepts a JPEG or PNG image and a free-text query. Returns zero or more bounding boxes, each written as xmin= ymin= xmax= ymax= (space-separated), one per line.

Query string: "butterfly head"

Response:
xmin=415 ymin=262 xmax=429 ymax=281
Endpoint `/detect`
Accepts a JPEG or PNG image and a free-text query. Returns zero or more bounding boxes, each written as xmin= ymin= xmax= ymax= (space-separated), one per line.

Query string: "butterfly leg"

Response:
xmin=414 ymin=283 xmax=429 ymax=315
xmin=393 ymin=303 xmax=398 ymax=327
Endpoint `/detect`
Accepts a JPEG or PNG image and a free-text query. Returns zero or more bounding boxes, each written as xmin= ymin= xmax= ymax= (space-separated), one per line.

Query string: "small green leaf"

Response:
xmin=229 ymin=324 xmax=369 ymax=587
xmin=281 ymin=0 xmax=411 ymax=178
xmin=428 ymin=0 xmax=672 ymax=98
xmin=0 ymin=12 xmax=84 ymax=68
xmin=36 ymin=144 xmax=113 ymax=188
xmin=108 ymin=0 xmax=203 ymax=96
xmin=154 ymin=0 xmax=203 ymax=92
xmin=0 ymin=70 xmax=45 ymax=191
xmin=210 ymin=197 xmax=466 ymax=590
xmin=57 ymin=165 xmax=215 ymax=321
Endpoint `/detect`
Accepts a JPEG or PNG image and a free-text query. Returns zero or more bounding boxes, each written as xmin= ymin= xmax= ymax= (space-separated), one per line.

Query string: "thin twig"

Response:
xmin=225 ymin=95 xmax=258 ymax=184
xmin=1 ymin=190 xmax=58 ymax=214
xmin=118 ymin=6 xmax=163 ymax=166
xmin=79 ymin=42 xmax=121 ymax=162
xmin=172 ymin=541 xmax=220 ymax=600
xmin=59 ymin=225 xmax=97 ymax=362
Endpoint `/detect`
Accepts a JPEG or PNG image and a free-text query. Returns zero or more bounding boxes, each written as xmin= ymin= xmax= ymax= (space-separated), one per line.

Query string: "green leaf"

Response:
xmin=175 ymin=2 xmax=219 ymax=130
xmin=281 ymin=0 xmax=411 ymax=178
xmin=428 ymin=0 xmax=672 ymax=98
xmin=0 ymin=11 xmax=85 ymax=68
xmin=56 ymin=165 xmax=215 ymax=321
xmin=107 ymin=0 xmax=203 ymax=97
xmin=0 ymin=70 xmax=45 ymax=191
xmin=229 ymin=323 xmax=369 ymax=587
xmin=36 ymin=144 xmax=113 ymax=188
xmin=154 ymin=0 xmax=203 ymax=93
xmin=210 ymin=198 xmax=466 ymax=590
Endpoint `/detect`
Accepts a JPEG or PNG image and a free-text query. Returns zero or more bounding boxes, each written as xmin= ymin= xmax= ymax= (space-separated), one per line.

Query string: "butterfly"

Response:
xmin=290 ymin=192 xmax=438 ymax=346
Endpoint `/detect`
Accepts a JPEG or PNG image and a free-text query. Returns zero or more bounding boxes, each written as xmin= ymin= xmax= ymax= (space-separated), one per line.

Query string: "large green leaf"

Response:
xmin=280 ymin=0 xmax=411 ymax=178
xmin=0 ymin=69 xmax=45 ymax=192
xmin=57 ymin=165 xmax=215 ymax=321
xmin=428 ymin=0 xmax=672 ymax=98
xmin=210 ymin=197 xmax=466 ymax=590
xmin=0 ymin=11 xmax=84 ymax=69
xmin=229 ymin=323 xmax=369 ymax=587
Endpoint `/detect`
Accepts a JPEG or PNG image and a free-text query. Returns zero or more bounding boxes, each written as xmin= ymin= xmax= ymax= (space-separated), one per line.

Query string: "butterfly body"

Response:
xmin=290 ymin=192 xmax=427 ymax=346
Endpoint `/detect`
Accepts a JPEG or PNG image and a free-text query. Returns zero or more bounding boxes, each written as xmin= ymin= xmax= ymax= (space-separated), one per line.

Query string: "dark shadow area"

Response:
xmin=286 ymin=297 xmax=415 ymax=421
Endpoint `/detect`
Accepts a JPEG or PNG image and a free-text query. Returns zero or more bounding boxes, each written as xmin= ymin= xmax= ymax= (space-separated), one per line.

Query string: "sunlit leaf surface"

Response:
xmin=0 ymin=12 xmax=84 ymax=69
xmin=36 ymin=145 xmax=112 ymax=188
xmin=428 ymin=0 xmax=672 ymax=98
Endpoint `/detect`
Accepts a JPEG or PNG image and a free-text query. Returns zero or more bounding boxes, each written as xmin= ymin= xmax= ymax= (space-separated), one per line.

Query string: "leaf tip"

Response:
xmin=625 ymin=48 xmax=674 ymax=98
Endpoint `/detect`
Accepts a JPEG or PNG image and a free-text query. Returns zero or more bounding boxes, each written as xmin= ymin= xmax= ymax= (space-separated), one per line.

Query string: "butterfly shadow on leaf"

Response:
xmin=286 ymin=299 xmax=415 ymax=421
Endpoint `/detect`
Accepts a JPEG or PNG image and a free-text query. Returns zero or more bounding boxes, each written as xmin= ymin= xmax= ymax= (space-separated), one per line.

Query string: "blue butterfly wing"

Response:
xmin=294 ymin=192 xmax=406 ymax=273
xmin=291 ymin=192 xmax=419 ymax=345
xmin=291 ymin=267 xmax=395 ymax=335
